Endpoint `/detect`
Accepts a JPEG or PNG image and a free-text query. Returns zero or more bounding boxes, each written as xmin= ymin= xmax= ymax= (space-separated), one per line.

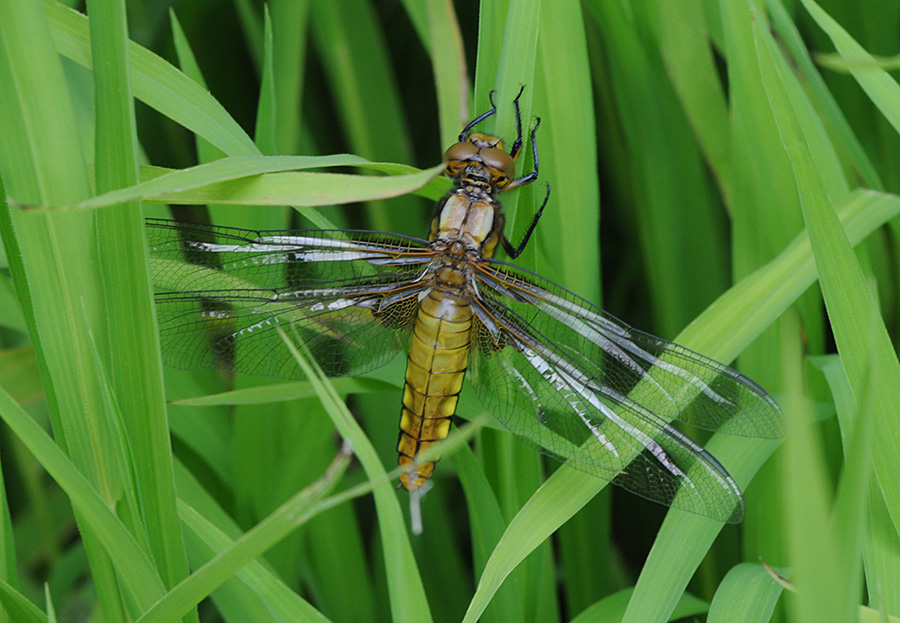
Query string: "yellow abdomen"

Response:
xmin=397 ymin=289 xmax=472 ymax=490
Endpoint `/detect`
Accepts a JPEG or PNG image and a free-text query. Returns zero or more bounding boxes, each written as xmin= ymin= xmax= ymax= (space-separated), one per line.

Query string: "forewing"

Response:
xmin=467 ymin=261 xmax=783 ymax=522
xmin=147 ymin=219 xmax=432 ymax=379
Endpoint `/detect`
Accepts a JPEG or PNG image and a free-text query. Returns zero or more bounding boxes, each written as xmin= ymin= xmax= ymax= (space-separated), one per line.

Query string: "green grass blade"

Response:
xmin=44 ymin=0 xmax=259 ymax=156
xmin=569 ymin=587 xmax=708 ymax=622
xmin=171 ymin=377 xmax=397 ymax=406
xmin=278 ymin=329 xmax=434 ymax=623
xmin=778 ymin=314 xmax=844 ymax=623
xmin=658 ymin=0 xmax=732 ymax=205
xmin=475 ymin=0 xmax=541 ymax=234
xmin=814 ymin=354 xmax=879 ymax=613
xmin=168 ymin=8 xmax=229 ymax=169
xmin=134 ymin=452 xmax=350 ymax=623
xmin=766 ymin=0 xmax=883 ymax=190
xmin=41 ymin=158 xmax=444 ymax=211
xmin=89 ymin=0 xmax=193 ymax=602
xmin=255 ymin=8 xmax=277 ymax=155
xmin=801 ymin=0 xmax=900 ymax=141
xmin=719 ymin=4 xmax=816 ymax=571
xmin=0 ymin=578 xmax=49 ymax=623
xmin=176 ymin=498 xmax=332 ymax=623
xmin=454 ymin=445 xmax=525 ymax=623
xmin=587 ymin=1 xmax=728 ymax=337
xmin=0 ymin=2 xmax=134 ymax=617
xmin=426 ymin=0 xmax=469 ymax=149
xmin=532 ymin=0 xmax=600 ymax=302
xmin=268 ymin=0 xmax=309 ymax=155
xmin=706 ymin=563 xmax=784 ymax=623
xmin=620 ymin=433 xmax=779 ymax=623
xmin=0 ymin=383 xmax=165 ymax=608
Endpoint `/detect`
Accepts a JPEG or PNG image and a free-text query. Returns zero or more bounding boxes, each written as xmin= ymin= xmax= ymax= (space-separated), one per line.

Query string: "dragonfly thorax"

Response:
xmin=431 ymin=189 xmax=500 ymax=255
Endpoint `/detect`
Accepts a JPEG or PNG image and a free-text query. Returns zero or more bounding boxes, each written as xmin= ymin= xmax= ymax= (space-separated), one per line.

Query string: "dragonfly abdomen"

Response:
xmin=397 ymin=289 xmax=472 ymax=490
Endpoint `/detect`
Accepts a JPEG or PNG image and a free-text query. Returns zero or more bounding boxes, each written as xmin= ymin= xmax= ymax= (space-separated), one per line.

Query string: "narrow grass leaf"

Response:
xmin=0 ymin=384 xmax=165 ymax=608
xmin=532 ymin=0 xmax=600 ymax=301
xmin=171 ymin=377 xmax=397 ymax=406
xmin=492 ymin=0 xmax=540 ymax=122
xmin=89 ymin=0 xmax=193 ymax=600
xmin=800 ymin=0 xmax=900 ymax=140
xmin=814 ymin=353 xmax=875 ymax=610
xmin=427 ymin=0 xmax=469 ymax=149
xmin=778 ymin=314 xmax=842 ymax=623
xmin=268 ymin=0 xmax=308 ymax=156
xmin=125 ymin=167 xmax=444 ymax=208
xmin=588 ymin=0 xmax=728 ymax=336
xmin=569 ymin=587 xmax=708 ymax=623
xmin=254 ymin=8 xmax=277 ymax=155
xmin=36 ymin=157 xmax=445 ymax=211
xmin=43 ymin=586 xmax=55 ymax=623
xmin=278 ymin=329 xmax=433 ymax=622
xmin=454 ymin=444 xmax=525 ymax=623
xmin=707 ymin=563 xmax=784 ymax=623
xmin=168 ymin=8 xmax=229 ymax=170
xmin=721 ymin=0 xmax=804 ymax=273
xmin=658 ymin=0 xmax=732 ymax=204
xmin=462 ymin=465 xmax=597 ymax=623
xmin=44 ymin=0 xmax=259 ymax=156
xmin=720 ymin=7 xmax=813 ymax=573
xmin=0 ymin=578 xmax=48 ymax=623
xmin=134 ymin=451 xmax=350 ymax=623
xmin=232 ymin=0 xmax=262 ymax=69
xmin=621 ymin=433 xmax=780 ymax=623
xmin=766 ymin=0 xmax=882 ymax=190
xmin=399 ymin=0 xmax=429 ymax=46
xmin=862 ymin=491 xmax=900 ymax=613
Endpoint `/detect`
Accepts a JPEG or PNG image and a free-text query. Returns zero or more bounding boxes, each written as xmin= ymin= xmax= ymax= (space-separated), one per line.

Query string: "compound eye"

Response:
xmin=443 ymin=141 xmax=478 ymax=164
xmin=479 ymin=147 xmax=515 ymax=180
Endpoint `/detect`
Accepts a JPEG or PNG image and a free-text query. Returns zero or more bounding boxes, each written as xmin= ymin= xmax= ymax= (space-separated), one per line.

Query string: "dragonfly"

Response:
xmin=147 ymin=88 xmax=783 ymax=523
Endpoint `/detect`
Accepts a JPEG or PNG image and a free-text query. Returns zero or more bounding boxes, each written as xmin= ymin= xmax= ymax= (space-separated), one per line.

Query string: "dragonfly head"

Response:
xmin=443 ymin=133 xmax=516 ymax=191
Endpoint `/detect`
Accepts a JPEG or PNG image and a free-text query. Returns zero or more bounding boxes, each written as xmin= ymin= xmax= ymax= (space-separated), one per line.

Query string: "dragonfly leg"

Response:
xmin=506 ymin=116 xmax=541 ymax=191
xmin=502 ymin=183 xmax=551 ymax=259
xmin=458 ymin=90 xmax=498 ymax=141
xmin=508 ymin=85 xmax=528 ymax=160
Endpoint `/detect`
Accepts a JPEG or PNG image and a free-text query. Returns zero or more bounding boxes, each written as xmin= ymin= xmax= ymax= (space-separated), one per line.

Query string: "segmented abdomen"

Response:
xmin=397 ymin=289 xmax=472 ymax=490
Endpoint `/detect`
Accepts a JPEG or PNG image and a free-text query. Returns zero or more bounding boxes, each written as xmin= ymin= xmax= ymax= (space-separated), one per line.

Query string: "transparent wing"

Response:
xmin=147 ymin=219 xmax=433 ymax=379
xmin=468 ymin=260 xmax=783 ymax=522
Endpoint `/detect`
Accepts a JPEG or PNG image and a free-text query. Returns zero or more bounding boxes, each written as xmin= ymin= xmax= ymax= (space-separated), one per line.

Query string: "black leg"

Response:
xmin=502 ymin=183 xmax=551 ymax=259
xmin=509 ymin=85 xmax=528 ymax=160
xmin=458 ymin=90 xmax=498 ymax=141
xmin=506 ymin=116 xmax=541 ymax=191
